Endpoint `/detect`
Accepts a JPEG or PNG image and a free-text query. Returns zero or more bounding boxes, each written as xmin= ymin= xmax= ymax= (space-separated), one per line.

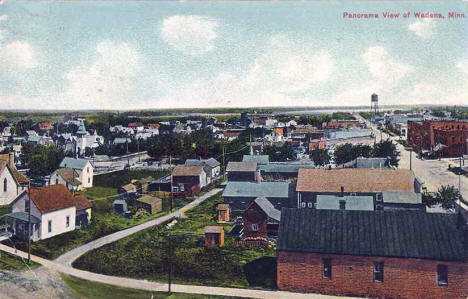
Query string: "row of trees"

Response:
xmin=310 ymin=139 xmax=400 ymax=167
xmin=21 ymin=143 xmax=68 ymax=179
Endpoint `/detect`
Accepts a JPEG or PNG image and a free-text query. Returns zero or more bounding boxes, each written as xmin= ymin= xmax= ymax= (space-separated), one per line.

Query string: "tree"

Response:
xmin=373 ymin=139 xmax=400 ymax=167
xmin=21 ymin=143 xmax=66 ymax=178
xmin=262 ymin=145 xmax=295 ymax=162
xmin=333 ymin=144 xmax=372 ymax=165
xmin=310 ymin=149 xmax=330 ymax=167
xmin=434 ymin=185 xmax=461 ymax=210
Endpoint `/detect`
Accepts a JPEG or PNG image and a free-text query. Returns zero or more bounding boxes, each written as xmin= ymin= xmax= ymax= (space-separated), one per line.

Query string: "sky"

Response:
xmin=0 ymin=1 xmax=467 ymax=110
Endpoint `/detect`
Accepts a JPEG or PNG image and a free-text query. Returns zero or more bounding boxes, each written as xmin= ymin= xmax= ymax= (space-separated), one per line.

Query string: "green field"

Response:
xmin=73 ymin=193 xmax=277 ymax=289
xmin=62 ymin=275 xmax=244 ymax=299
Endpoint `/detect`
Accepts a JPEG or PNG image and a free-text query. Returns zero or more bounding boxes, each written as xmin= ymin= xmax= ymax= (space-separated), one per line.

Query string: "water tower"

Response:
xmin=371 ymin=93 xmax=379 ymax=114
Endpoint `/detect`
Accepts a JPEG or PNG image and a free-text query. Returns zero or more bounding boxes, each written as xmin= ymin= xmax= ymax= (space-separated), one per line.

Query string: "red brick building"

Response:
xmin=277 ymin=209 xmax=468 ymax=299
xmin=407 ymin=120 xmax=468 ymax=157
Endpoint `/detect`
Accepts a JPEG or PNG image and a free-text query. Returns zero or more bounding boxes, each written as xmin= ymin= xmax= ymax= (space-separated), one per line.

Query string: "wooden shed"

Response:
xmin=136 ymin=195 xmax=162 ymax=214
xmin=204 ymin=226 xmax=224 ymax=247
xmin=216 ymin=204 xmax=230 ymax=223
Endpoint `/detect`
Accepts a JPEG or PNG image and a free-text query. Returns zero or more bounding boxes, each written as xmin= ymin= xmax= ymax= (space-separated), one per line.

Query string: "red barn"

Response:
xmin=243 ymin=197 xmax=280 ymax=244
xmin=277 ymin=209 xmax=468 ymax=299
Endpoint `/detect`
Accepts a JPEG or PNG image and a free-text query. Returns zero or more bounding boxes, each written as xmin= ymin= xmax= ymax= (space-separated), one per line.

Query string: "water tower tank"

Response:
xmin=371 ymin=93 xmax=378 ymax=102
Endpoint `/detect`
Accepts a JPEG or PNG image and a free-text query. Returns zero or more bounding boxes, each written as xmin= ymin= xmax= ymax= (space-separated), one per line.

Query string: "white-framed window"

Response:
xmin=66 ymin=216 xmax=70 ymax=228
xmin=301 ymin=202 xmax=306 ymax=208
xmin=373 ymin=262 xmax=384 ymax=282
xmin=307 ymin=202 xmax=313 ymax=208
xmin=88 ymin=177 xmax=90 ymax=184
xmin=251 ymin=223 xmax=259 ymax=231
xmin=48 ymin=220 xmax=52 ymax=233
xmin=87 ymin=167 xmax=89 ymax=173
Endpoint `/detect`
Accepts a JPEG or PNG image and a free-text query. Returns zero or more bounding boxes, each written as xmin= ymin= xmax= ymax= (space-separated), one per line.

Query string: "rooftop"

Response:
xmin=59 ymin=157 xmax=91 ymax=170
xmin=223 ymin=181 xmax=290 ymax=198
xmin=55 ymin=168 xmax=81 ymax=186
xmin=242 ymin=155 xmax=269 ymax=165
xmin=73 ymin=194 xmax=93 ymax=211
xmin=28 ymin=185 xmax=75 ymax=213
xmin=296 ymin=168 xmax=416 ymax=193
xmin=381 ymin=191 xmax=423 ymax=204
xmin=204 ymin=226 xmax=223 ymax=234
xmin=316 ymin=195 xmax=374 ymax=211
xmin=278 ymin=209 xmax=468 ymax=262
xmin=251 ymin=197 xmax=281 ymax=222
xmin=226 ymin=161 xmax=257 ymax=172
xmin=172 ymin=165 xmax=204 ymax=176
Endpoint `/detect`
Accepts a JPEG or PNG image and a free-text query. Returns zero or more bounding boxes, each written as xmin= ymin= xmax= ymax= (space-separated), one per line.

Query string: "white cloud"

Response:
xmin=161 ymin=15 xmax=218 ymax=56
xmin=158 ymin=35 xmax=334 ymax=108
xmin=63 ymin=41 xmax=141 ymax=109
xmin=0 ymin=41 xmax=38 ymax=71
xmin=456 ymin=59 xmax=468 ymax=76
xmin=0 ymin=15 xmax=7 ymax=22
xmin=408 ymin=19 xmax=435 ymax=38
xmin=363 ymin=46 xmax=412 ymax=86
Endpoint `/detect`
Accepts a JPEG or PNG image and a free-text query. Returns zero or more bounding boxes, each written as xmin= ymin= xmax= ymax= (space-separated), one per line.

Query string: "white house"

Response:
xmin=0 ymin=152 xmax=29 ymax=205
xmin=48 ymin=168 xmax=82 ymax=191
xmin=59 ymin=157 xmax=94 ymax=188
xmin=8 ymin=184 xmax=92 ymax=241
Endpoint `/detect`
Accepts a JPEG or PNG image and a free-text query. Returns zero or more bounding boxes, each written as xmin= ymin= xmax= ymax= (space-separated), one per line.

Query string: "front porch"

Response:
xmin=0 ymin=212 xmax=41 ymax=242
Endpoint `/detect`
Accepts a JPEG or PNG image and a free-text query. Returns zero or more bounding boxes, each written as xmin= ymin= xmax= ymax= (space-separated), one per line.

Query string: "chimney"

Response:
xmin=340 ymin=186 xmax=344 ymax=197
xmin=8 ymin=151 xmax=14 ymax=169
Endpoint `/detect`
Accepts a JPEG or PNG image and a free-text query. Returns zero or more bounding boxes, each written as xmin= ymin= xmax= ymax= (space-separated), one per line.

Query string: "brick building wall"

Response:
xmin=277 ymin=251 xmax=468 ymax=299
xmin=408 ymin=120 xmax=468 ymax=157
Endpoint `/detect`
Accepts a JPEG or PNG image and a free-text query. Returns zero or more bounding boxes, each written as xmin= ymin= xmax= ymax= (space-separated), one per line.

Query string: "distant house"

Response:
xmin=49 ymin=168 xmax=82 ymax=191
xmin=37 ymin=121 xmax=52 ymax=131
xmin=242 ymin=155 xmax=269 ymax=165
xmin=308 ymin=140 xmax=326 ymax=151
xmin=185 ymin=158 xmax=221 ymax=183
xmin=9 ymin=185 xmax=86 ymax=241
xmin=136 ymin=195 xmax=162 ymax=214
xmin=277 ymin=209 xmax=468 ymax=298
xmin=226 ymin=162 xmax=258 ymax=182
xmin=223 ymin=181 xmax=290 ymax=214
xmin=0 ymin=152 xmax=29 ymax=205
xmin=204 ymin=226 xmax=224 ymax=247
xmin=112 ymin=137 xmax=132 ymax=145
xmin=59 ymin=157 xmax=94 ymax=188
xmin=216 ymin=204 xmax=230 ymax=223
xmin=243 ymin=197 xmax=281 ymax=243
xmin=296 ymin=168 xmax=421 ymax=209
xmin=171 ymin=165 xmax=207 ymax=196
xmin=73 ymin=194 xmax=93 ymax=228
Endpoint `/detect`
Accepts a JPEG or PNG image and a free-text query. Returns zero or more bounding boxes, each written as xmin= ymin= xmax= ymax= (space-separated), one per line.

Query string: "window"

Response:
xmin=56 ymin=178 xmax=59 ymax=185
xmin=48 ymin=220 xmax=52 ymax=233
xmin=301 ymin=202 xmax=306 ymax=208
xmin=66 ymin=216 xmax=70 ymax=228
xmin=87 ymin=167 xmax=89 ymax=173
xmin=339 ymin=200 xmax=346 ymax=210
xmin=437 ymin=265 xmax=448 ymax=286
xmin=307 ymin=202 xmax=313 ymax=208
xmin=3 ymin=178 xmax=7 ymax=192
xmin=323 ymin=258 xmax=332 ymax=279
xmin=251 ymin=223 xmax=259 ymax=231
xmin=373 ymin=262 xmax=384 ymax=282
xmin=88 ymin=177 xmax=90 ymax=184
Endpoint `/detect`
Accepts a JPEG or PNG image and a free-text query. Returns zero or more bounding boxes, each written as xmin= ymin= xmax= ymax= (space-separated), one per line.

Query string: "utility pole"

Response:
xmin=222 ymin=146 xmax=226 ymax=181
xmin=27 ymin=182 xmax=31 ymax=264
xmin=168 ymin=236 xmax=173 ymax=294
xmin=169 ymin=154 xmax=173 ymax=212
xmin=409 ymin=148 xmax=412 ymax=171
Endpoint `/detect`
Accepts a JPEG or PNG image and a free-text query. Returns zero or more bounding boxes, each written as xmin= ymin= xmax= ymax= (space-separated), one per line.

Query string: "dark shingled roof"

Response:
xmin=277 ymin=209 xmax=468 ymax=262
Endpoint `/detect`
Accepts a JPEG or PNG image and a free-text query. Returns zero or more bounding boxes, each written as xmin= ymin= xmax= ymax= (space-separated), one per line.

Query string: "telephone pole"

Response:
xmin=27 ymin=182 xmax=31 ymax=263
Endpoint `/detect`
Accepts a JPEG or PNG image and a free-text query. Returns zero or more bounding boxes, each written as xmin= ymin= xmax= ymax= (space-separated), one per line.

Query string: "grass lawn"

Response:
xmin=0 ymin=252 xmax=40 ymax=270
xmin=1 ymin=170 xmax=186 ymax=260
xmin=73 ymin=193 xmax=277 ymax=289
xmin=61 ymin=274 xmax=244 ymax=299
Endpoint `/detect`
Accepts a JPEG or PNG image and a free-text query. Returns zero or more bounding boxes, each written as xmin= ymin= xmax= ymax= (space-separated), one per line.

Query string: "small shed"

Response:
xmin=120 ymin=183 xmax=137 ymax=194
xmin=204 ymin=226 xmax=224 ymax=247
xmin=216 ymin=204 xmax=230 ymax=223
xmin=132 ymin=177 xmax=153 ymax=194
xmin=113 ymin=199 xmax=129 ymax=216
xmin=136 ymin=195 xmax=162 ymax=214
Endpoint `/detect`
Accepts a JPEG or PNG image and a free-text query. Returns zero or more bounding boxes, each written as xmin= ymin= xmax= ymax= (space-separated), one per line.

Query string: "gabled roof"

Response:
xmin=185 ymin=159 xmax=204 ymax=167
xmin=28 ymin=185 xmax=75 ymax=213
xmin=223 ymin=181 xmax=289 ymax=198
xmin=0 ymin=155 xmax=29 ymax=185
xmin=278 ymin=209 xmax=468 ymax=262
xmin=137 ymin=195 xmax=162 ymax=205
xmin=172 ymin=165 xmax=204 ymax=177
xmin=242 ymin=155 xmax=269 ymax=165
xmin=121 ymin=183 xmax=137 ymax=191
xmin=74 ymin=194 xmax=93 ymax=211
xmin=55 ymin=168 xmax=81 ymax=186
xmin=251 ymin=197 xmax=281 ymax=222
xmin=59 ymin=157 xmax=91 ymax=170
xmin=226 ymin=161 xmax=257 ymax=172
xmin=296 ymin=168 xmax=415 ymax=193
xmin=204 ymin=158 xmax=220 ymax=168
